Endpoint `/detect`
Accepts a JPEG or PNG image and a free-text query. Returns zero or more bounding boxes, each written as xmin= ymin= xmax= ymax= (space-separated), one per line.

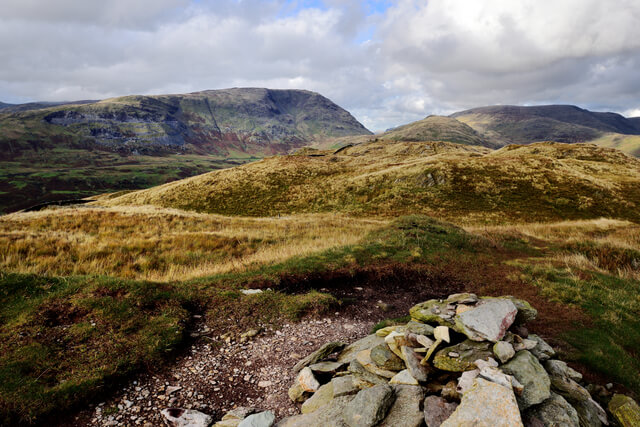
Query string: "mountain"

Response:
xmin=451 ymin=105 xmax=640 ymax=155
xmin=0 ymin=88 xmax=371 ymax=213
xmin=102 ymin=140 xmax=640 ymax=223
xmin=0 ymin=102 xmax=13 ymax=110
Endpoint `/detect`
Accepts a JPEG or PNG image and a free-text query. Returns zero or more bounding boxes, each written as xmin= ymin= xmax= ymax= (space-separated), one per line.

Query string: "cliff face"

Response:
xmin=0 ymin=88 xmax=371 ymax=158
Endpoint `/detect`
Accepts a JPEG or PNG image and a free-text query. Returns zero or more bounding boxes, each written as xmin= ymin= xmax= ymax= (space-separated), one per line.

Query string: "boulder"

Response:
xmin=501 ymin=296 xmax=538 ymax=325
xmin=238 ymin=411 xmax=275 ymax=427
xmin=608 ymin=394 xmax=640 ymax=427
xmin=309 ymin=361 xmax=345 ymax=375
xmin=302 ymin=383 xmax=334 ymax=414
xmin=370 ymin=344 xmax=405 ymax=371
xmin=389 ymin=369 xmax=419 ymax=386
xmin=342 ymin=384 xmax=395 ymax=427
xmin=572 ymin=398 xmax=608 ymax=427
xmin=161 ymin=408 xmax=214 ymax=427
xmin=347 ymin=360 xmax=389 ymax=386
xmin=294 ymin=342 xmax=346 ymax=373
xmin=528 ymin=335 xmax=556 ymax=361
xmin=379 ymin=385 xmax=424 ymax=427
xmin=544 ymin=360 xmax=591 ymax=403
xmin=288 ymin=367 xmax=320 ymax=402
xmin=401 ymin=346 xmax=429 ymax=382
xmin=409 ymin=299 xmax=457 ymax=326
xmin=522 ymin=392 xmax=579 ymax=427
xmin=440 ymin=378 xmax=524 ymax=427
xmin=277 ymin=396 xmax=353 ymax=427
xmin=406 ymin=320 xmax=435 ymax=336
xmin=424 ymin=395 xmax=459 ymax=427
xmin=433 ymin=340 xmax=493 ymax=372
xmin=500 ymin=351 xmax=551 ymax=410
xmin=494 ymin=341 xmax=516 ymax=363
xmin=356 ymin=349 xmax=397 ymax=378
xmin=454 ymin=298 xmax=518 ymax=342
xmin=331 ymin=375 xmax=360 ymax=397
xmin=338 ymin=335 xmax=385 ymax=365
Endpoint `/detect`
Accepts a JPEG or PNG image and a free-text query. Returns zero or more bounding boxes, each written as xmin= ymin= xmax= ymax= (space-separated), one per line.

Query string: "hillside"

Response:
xmin=102 ymin=140 xmax=640 ymax=223
xmin=0 ymin=88 xmax=370 ymax=213
xmin=451 ymin=105 xmax=640 ymax=155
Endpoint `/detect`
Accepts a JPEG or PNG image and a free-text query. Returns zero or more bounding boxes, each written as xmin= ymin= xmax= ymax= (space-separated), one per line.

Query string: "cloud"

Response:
xmin=1 ymin=0 xmax=640 ymax=131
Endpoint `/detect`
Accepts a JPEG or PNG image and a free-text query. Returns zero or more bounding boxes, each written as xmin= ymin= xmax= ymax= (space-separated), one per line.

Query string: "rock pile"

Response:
xmin=166 ymin=293 xmax=640 ymax=427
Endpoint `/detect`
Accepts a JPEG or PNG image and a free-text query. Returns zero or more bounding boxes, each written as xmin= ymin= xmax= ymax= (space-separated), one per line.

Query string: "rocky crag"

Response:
xmin=161 ymin=293 xmax=640 ymax=427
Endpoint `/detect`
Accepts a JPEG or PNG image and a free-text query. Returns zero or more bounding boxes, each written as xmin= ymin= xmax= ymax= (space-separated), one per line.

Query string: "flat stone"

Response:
xmin=389 ymin=369 xmax=418 ymax=386
xmin=433 ymin=340 xmax=493 ymax=372
xmin=332 ymin=375 xmax=360 ymax=397
xmin=297 ymin=367 xmax=320 ymax=392
xmin=309 ymin=361 xmax=345 ymax=375
xmin=493 ymin=341 xmax=515 ymax=363
xmin=223 ymin=407 xmax=257 ymax=421
xmin=423 ymin=395 xmax=459 ymax=427
xmin=379 ymin=385 xmax=424 ymax=427
xmin=500 ymin=351 xmax=550 ymax=410
xmin=527 ymin=334 xmax=556 ymax=361
xmin=342 ymin=384 xmax=395 ymax=427
xmin=410 ymin=300 xmax=456 ymax=326
xmin=302 ymin=383 xmax=334 ymax=414
xmin=370 ymin=344 xmax=405 ymax=371
xmin=609 ymin=394 xmax=640 ymax=427
xmin=522 ymin=392 xmax=579 ymax=427
xmin=356 ymin=349 xmax=397 ymax=379
xmin=277 ymin=396 xmax=353 ymax=427
xmin=440 ymin=378 xmax=524 ymax=427
xmin=401 ymin=346 xmax=429 ymax=382
xmin=454 ymin=298 xmax=517 ymax=342
xmin=406 ymin=320 xmax=435 ymax=336
xmin=165 ymin=386 xmax=182 ymax=396
xmin=238 ymin=411 xmax=275 ymax=427
xmin=161 ymin=408 xmax=213 ymax=427
xmin=457 ymin=369 xmax=480 ymax=395
xmin=338 ymin=335 xmax=385 ymax=365
xmin=294 ymin=342 xmax=346 ymax=373
xmin=544 ymin=360 xmax=591 ymax=403
xmin=375 ymin=325 xmax=407 ymax=337
xmin=347 ymin=360 xmax=389 ymax=386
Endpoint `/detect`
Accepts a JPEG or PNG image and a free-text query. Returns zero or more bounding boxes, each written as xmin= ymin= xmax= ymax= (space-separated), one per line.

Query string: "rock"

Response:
xmin=434 ymin=326 xmax=451 ymax=343
xmin=409 ymin=299 xmax=456 ymax=326
xmin=294 ymin=342 xmax=346 ymax=373
xmin=406 ymin=320 xmax=435 ymax=336
xmin=522 ymin=392 xmax=579 ymax=427
xmin=383 ymin=331 xmax=406 ymax=359
xmin=375 ymin=325 xmax=406 ymax=337
xmin=288 ymin=383 xmax=307 ymax=403
xmin=165 ymin=386 xmax=182 ymax=396
xmin=544 ymin=360 xmax=591 ymax=403
xmin=441 ymin=380 xmax=460 ymax=401
xmin=609 ymin=394 xmax=640 ymax=427
xmin=356 ymin=349 xmax=397 ymax=378
xmin=479 ymin=366 xmax=519 ymax=392
xmin=298 ymin=367 xmax=320 ymax=392
xmin=379 ymin=385 xmax=424 ymax=427
xmin=440 ymin=378 xmax=524 ymax=427
xmin=223 ymin=407 xmax=257 ymax=421
xmin=572 ymin=398 xmax=608 ymax=427
xmin=401 ymin=346 xmax=429 ymax=382
xmin=474 ymin=357 xmax=499 ymax=369
xmin=332 ymin=375 xmax=360 ymax=397
xmin=302 ymin=382 xmax=334 ymax=414
xmin=454 ymin=298 xmax=518 ymax=342
xmin=277 ymin=396 xmax=353 ymax=427
xmin=494 ymin=341 xmax=516 ymax=363
xmin=500 ymin=351 xmax=551 ymax=410
xmin=457 ymin=369 xmax=480 ymax=394
xmin=389 ymin=369 xmax=418 ymax=386
xmin=309 ymin=361 xmax=345 ymax=375
xmin=370 ymin=344 xmax=405 ymax=371
xmin=258 ymin=381 xmax=273 ymax=388
xmin=514 ymin=339 xmax=538 ymax=352
xmin=160 ymin=408 xmax=213 ymax=427
xmin=238 ymin=411 xmax=275 ymax=427
xmin=338 ymin=335 xmax=385 ymax=365
xmin=447 ymin=293 xmax=479 ymax=304
xmin=423 ymin=395 xmax=459 ymax=427
xmin=502 ymin=296 xmax=538 ymax=325
xmin=347 ymin=360 xmax=389 ymax=386
xmin=528 ymin=335 xmax=556 ymax=361
xmin=342 ymin=384 xmax=395 ymax=427
xmin=433 ymin=340 xmax=493 ymax=371
xmin=241 ymin=289 xmax=263 ymax=295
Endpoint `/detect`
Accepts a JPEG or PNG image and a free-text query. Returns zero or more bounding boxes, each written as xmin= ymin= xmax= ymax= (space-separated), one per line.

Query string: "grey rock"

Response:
xmin=494 ymin=341 xmax=516 ymax=363
xmin=502 ymin=296 xmax=538 ymax=325
xmin=338 ymin=335 xmax=385 ymax=365
xmin=222 ymin=407 xmax=257 ymax=421
xmin=277 ymin=396 xmax=353 ymax=427
xmin=238 ymin=411 xmax=275 ymax=427
xmin=545 ymin=360 xmax=591 ymax=403
xmin=389 ymin=369 xmax=418 ymax=386
xmin=379 ymin=385 xmax=424 ymax=427
xmin=401 ymin=346 xmax=429 ymax=382
xmin=454 ymin=298 xmax=518 ymax=342
xmin=342 ymin=384 xmax=395 ymax=427
xmin=370 ymin=344 xmax=405 ymax=371
xmin=523 ymin=392 xmax=579 ymax=427
xmin=309 ymin=361 xmax=345 ymax=375
xmin=528 ymin=335 xmax=556 ymax=361
xmin=406 ymin=320 xmax=435 ymax=336
xmin=332 ymin=375 xmax=360 ymax=397
xmin=423 ymin=395 xmax=459 ymax=427
xmin=294 ymin=342 xmax=346 ymax=373
xmin=441 ymin=378 xmax=524 ymax=427
xmin=161 ymin=408 xmax=213 ymax=427
xmin=347 ymin=360 xmax=389 ymax=386
xmin=572 ymin=398 xmax=607 ymax=427
xmin=433 ymin=340 xmax=493 ymax=371
xmin=302 ymin=383 xmax=334 ymax=414
xmin=501 ymin=351 xmax=551 ymax=410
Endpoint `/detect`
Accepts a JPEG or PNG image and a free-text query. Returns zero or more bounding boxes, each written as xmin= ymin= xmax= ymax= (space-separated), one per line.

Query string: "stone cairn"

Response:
xmin=170 ymin=293 xmax=640 ymax=427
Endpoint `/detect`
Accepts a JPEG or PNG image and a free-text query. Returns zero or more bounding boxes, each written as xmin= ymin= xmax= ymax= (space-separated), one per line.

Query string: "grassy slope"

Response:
xmin=103 ymin=141 xmax=640 ymax=223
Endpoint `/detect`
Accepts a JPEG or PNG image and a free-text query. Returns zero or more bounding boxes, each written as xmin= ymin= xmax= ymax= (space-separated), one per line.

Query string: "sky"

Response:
xmin=1 ymin=0 xmax=640 ymax=131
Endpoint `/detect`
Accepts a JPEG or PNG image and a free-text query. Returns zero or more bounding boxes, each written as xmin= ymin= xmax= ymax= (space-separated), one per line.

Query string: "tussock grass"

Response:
xmin=0 ymin=206 xmax=384 ymax=281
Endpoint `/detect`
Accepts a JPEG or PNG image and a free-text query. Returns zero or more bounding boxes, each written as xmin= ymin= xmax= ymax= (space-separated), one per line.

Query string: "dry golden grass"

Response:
xmin=0 ymin=205 xmax=385 ymax=281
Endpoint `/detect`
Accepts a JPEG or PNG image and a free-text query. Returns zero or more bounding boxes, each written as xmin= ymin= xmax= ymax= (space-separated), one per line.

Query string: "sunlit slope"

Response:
xmin=101 ymin=141 xmax=640 ymax=222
